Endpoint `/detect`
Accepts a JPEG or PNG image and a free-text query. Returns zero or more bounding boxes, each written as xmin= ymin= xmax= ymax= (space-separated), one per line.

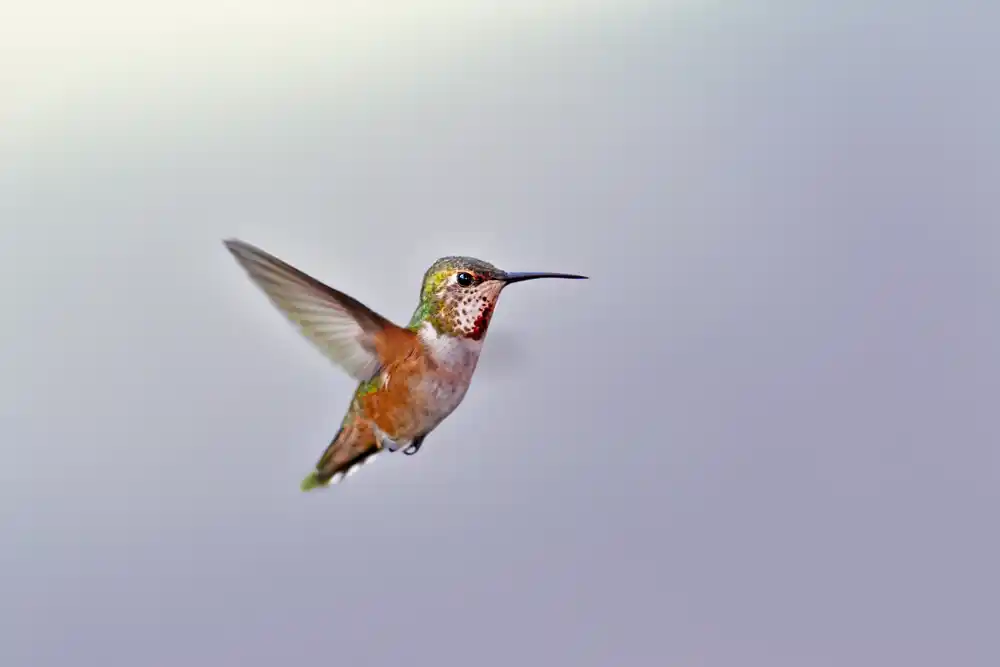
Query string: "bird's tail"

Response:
xmin=300 ymin=417 xmax=381 ymax=491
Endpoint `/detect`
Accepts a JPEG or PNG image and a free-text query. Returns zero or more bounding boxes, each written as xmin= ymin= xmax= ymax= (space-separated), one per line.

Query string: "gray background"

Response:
xmin=3 ymin=1 xmax=998 ymax=665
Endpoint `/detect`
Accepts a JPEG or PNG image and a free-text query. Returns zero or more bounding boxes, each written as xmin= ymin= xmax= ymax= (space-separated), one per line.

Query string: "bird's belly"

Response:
xmin=368 ymin=326 xmax=482 ymax=442
xmin=411 ymin=373 xmax=472 ymax=431
xmin=365 ymin=369 xmax=473 ymax=443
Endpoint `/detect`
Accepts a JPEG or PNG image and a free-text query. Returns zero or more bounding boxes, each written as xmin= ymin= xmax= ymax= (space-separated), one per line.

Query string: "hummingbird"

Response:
xmin=223 ymin=239 xmax=587 ymax=491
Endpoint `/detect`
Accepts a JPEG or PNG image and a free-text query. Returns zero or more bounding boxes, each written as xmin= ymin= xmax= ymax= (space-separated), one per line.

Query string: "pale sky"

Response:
xmin=3 ymin=1 xmax=999 ymax=666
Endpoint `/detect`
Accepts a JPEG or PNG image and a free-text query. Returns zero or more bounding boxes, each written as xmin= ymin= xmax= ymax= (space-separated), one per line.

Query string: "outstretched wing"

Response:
xmin=224 ymin=239 xmax=414 ymax=382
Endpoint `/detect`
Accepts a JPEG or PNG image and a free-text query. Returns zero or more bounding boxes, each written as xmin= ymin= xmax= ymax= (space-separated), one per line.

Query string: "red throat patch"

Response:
xmin=469 ymin=302 xmax=495 ymax=340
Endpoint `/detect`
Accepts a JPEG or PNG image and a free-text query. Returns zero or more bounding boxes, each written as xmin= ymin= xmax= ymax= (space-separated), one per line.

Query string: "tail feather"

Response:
xmin=300 ymin=418 xmax=381 ymax=491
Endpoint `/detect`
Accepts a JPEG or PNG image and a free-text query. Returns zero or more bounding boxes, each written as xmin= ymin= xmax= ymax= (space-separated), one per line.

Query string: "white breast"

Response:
xmin=415 ymin=321 xmax=484 ymax=427
xmin=419 ymin=321 xmax=483 ymax=368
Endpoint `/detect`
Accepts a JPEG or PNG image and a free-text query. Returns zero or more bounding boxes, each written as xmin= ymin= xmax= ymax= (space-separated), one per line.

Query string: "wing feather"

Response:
xmin=224 ymin=239 xmax=410 ymax=381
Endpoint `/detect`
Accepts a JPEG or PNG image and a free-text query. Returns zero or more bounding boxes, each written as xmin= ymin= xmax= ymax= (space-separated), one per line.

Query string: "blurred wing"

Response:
xmin=225 ymin=239 xmax=410 ymax=381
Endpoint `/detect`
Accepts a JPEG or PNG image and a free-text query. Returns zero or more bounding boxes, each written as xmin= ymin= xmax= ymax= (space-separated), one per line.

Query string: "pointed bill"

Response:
xmin=224 ymin=239 xmax=408 ymax=382
xmin=502 ymin=271 xmax=588 ymax=284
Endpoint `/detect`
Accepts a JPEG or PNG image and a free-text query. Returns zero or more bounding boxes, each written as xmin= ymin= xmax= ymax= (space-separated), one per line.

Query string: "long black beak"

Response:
xmin=503 ymin=271 xmax=588 ymax=284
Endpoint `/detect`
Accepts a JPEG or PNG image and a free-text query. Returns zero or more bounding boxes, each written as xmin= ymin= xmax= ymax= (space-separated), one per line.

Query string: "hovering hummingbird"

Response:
xmin=224 ymin=239 xmax=587 ymax=491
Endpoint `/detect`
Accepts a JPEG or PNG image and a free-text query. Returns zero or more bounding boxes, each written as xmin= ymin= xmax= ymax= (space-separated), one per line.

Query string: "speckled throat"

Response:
xmin=423 ymin=280 xmax=504 ymax=340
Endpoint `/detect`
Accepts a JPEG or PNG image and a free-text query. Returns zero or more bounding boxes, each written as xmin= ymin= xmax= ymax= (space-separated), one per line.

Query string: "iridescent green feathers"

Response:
xmin=300 ymin=472 xmax=324 ymax=491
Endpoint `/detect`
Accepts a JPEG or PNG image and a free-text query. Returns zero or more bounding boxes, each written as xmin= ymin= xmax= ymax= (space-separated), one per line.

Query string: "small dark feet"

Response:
xmin=403 ymin=435 xmax=426 ymax=456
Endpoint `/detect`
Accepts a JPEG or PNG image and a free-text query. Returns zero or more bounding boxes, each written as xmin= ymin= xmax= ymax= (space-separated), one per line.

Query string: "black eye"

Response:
xmin=456 ymin=272 xmax=474 ymax=287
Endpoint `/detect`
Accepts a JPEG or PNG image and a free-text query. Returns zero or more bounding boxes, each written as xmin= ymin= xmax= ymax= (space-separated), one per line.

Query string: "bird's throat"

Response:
xmin=417 ymin=321 xmax=484 ymax=369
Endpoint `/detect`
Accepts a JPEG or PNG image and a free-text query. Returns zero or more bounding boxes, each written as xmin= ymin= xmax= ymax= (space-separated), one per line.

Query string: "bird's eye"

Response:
xmin=456 ymin=272 xmax=474 ymax=287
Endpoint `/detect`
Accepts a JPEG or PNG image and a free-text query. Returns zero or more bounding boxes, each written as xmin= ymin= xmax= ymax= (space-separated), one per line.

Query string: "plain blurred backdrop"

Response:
xmin=3 ymin=1 xmax=998 ymax=665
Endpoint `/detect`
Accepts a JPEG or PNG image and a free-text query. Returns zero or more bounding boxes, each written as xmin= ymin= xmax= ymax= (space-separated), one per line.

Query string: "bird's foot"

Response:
xmin=403 ymin=435 xmax=426 ymax=456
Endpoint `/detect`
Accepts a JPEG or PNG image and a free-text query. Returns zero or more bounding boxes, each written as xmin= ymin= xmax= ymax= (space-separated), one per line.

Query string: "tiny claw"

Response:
xmin=403 ymin=435 xmax=426 ymax=456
